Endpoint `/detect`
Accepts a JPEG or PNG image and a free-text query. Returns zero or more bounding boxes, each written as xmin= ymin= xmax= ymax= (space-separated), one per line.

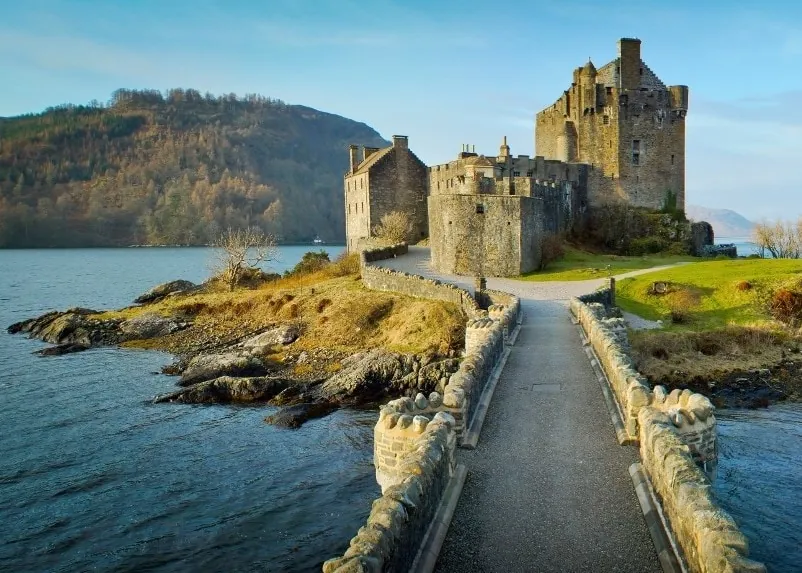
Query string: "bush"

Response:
xmin=539 ymin=234 xmax=565 ymax=270
xmin=285 ymin=250 xmax=330 ymax=277
xmin=327 ymin=253 xmax=360 ymax=277
xmin=629 ymin=236 xmax=667 ymax=256
xmin=373 ymin=211 xmax=412 ymax=245
xmin=666 ymin=288 xmax=701 ymax=324
xmin=666 ymin=241 xmax=689 ymax=256
xmin=735 ymin=280 xmax=752 ymax=291
xmin=769 ymin=288 xmax=802 ymax=326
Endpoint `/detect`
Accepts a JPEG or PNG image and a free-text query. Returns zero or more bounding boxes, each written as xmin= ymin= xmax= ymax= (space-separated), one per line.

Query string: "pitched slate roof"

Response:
xmin=351 ymin=146 xmax=394 ymax=176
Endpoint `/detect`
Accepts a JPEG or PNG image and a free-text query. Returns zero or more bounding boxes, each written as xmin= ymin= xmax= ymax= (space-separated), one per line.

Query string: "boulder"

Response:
xmin=179 ymin=352 xmax=270 ymax=386
xmin=265 ymin=402 xmax=338 ymax=429
xmin=320 ymin=349 xmax=459 ymax=406
xmin=35 ymin=343 xmax=90 ymax=356
xmin=134 ymin=280 xmax=197 ymax=304
xmin=153 ymin=376 xmax=289 ymax=404
xmin=121 ymin=313 xmax=188 ymax=339
xmin=239 ymin=324 xmax=300 ymax=351
xmin=7 ymin=309 xmax=122 ymax=346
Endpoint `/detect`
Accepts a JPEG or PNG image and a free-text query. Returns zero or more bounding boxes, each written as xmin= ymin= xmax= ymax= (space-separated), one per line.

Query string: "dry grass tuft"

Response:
xmin=735 ymin=280 xmax=753 ymax=291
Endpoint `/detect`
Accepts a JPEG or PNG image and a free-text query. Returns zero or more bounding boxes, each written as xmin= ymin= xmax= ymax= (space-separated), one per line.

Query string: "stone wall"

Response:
xmin=323 ymin=412 xmax=457 ymax=572
xmin=325 ymin=249 xmax=521 ymax=572
xmin=638 ymin=409 xmax=765 ymax=573
xmin=363 ymin=274 xmax=520 ymax=442
xmin=360 ymin=243 xmax=409 ymax=263
xmin=428 ymin=194 xmax=541 ymax=276
xmin=360 ymin=249 xmax=481 ymax=317
xmin=571 ymin=293 xmax=765 ymax=572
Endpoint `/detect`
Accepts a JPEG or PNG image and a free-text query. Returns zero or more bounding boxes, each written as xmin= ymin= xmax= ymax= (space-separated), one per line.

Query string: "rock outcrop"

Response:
xmin=120 ymin=313 xmax=189 ymax=339
xmin=8 ymin=308 xmax=123 ymax=346
xmin=153 ymin=376 xmax=289 ymax=404
xmin=265 ymin=402 xmax=339 ymax=428
xmin=179 ymin=352 xmax=271 ymax=386
xmin=133 ymin=280 xmax=197 ymax=304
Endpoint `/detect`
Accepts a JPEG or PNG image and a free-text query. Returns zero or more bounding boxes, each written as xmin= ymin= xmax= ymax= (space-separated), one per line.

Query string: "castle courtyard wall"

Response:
xmin=428 ymin=194 xmax=540 ymax=277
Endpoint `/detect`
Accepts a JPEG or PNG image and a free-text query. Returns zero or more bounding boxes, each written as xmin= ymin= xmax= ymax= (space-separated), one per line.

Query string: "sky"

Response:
xmin=1 ymin=0 xmax=801 ymax=220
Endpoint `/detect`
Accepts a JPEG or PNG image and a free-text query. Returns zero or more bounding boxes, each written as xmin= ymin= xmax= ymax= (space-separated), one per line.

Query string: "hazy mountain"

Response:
xmin=0 ymin=89 xmax=388 ymax=247
xmin=686 ymin=204 xmax=755 ymax=239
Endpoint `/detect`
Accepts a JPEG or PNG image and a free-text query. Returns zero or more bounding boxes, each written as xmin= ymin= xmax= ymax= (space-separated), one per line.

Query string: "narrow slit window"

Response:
xmin=476 ymin=204 xmax=485 ymax=214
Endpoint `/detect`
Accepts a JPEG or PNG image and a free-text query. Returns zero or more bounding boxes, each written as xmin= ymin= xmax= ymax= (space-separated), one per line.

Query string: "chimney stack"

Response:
xmin=392 ymin=135 xmax=408 ymax=149
xmin=349 ymin=144 xmax=359 ymax=174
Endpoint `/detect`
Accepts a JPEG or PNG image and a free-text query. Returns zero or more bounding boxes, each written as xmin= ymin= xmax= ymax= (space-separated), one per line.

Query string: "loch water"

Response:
xmin=714 ymin=405 xmax=802 ymax=572
xmin=0 ymin=247 xmax=379 ymax=572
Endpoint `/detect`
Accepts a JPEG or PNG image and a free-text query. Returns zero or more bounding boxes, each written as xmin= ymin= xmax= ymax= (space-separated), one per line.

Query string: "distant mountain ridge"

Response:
xmin=686 ymin=204 xmax=755 ymax=239
xmin=0 ymin=89 xmax=389 ymax=247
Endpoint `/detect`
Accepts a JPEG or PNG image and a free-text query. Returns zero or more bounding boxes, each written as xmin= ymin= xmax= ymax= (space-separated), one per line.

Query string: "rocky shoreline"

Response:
xmin=8 ymin=280 xmax=460 ymax=428
xmin=643 ymin=361 xmax=802 ymax=410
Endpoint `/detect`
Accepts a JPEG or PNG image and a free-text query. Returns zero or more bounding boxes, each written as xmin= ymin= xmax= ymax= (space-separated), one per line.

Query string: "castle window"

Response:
xmin=348 ymin=204 xmax=351 ymax=215
xmin=671 ymin=154 xmax=675 ymax=165
xmin=513 ymin=171 xmax=520 ymax=177
xmin=361 ymin=201 xmax=364 ymax=213
xmin=632 ymin=140 xmax=641 ymax=165
xmin=606 ymin=87 xmax=612 ymax=95
xmin=639 ymin=67 xmax=643 ymax=75
xmin=603 ymin=115 xmax=610 ymax=125
xmin=526 ymin=170 xmax=533 ymax=177
xmin=476 ymin=204 xmax=485 ymax=214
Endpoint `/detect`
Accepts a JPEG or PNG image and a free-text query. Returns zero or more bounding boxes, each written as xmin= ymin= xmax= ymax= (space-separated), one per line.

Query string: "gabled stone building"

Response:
xmin=344 ymin=136 xmax=428 ymax=252
xmin=536 ymin=38 xmax=688 ymax=211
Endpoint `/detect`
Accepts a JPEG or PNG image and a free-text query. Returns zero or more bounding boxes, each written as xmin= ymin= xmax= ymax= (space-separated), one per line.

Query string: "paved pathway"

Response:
xmin=377 ymin=248 xmax=663 ymax=572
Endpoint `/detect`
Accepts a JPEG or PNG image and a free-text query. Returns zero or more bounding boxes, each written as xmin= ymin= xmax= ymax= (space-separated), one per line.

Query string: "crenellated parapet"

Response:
xmin=571 ymin=288 xmax=764 ymax=572
xmin=324 ymin=412 xmax=458 ymax=572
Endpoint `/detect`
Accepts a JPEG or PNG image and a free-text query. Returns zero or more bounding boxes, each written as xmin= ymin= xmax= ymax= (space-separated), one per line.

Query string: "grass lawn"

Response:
xmin=519 ymin=246 xmax=696 ymax=282
xmin=616 ymin=258 xmax=802 ymax=330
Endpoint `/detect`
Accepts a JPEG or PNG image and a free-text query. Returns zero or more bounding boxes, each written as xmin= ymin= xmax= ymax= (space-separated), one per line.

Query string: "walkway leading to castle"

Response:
xmin=376 ymin=247 xmax=666 ymax=573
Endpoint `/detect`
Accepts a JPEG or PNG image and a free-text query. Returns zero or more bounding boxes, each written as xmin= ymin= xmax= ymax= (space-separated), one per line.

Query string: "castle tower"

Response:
xmin=535 ymin=37 xmax=688 ymax=212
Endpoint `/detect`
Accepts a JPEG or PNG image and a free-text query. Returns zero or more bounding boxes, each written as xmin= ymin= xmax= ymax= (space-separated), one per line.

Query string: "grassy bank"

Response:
xmin=616 ymin=258 xmax=802 ymax=329
xmin=96 ymin=258 xmax=466 ymax=358
xmin=520 ymin=246 xmax=695 ymax=282
xmin=615 ymin=258 xmax=802 ymax=403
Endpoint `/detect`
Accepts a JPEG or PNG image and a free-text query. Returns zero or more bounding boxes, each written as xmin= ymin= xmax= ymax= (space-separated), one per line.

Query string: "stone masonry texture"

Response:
xmin=536 ymin=38 xmax=688 ymax=211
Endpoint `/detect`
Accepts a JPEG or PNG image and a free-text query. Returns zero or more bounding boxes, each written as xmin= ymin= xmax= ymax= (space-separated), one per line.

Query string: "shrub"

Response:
xmin=629 ymin=236 xmax=666 ymax=256
xmin=286 ymin=250 xmax=330 ymax=277
xmin=666 ymin=241 xmax=689 ymax=256
xmin=539 ymin=234 xmax=565 ymax=270
xmin=373 ymin=211 xmax=412 ymax=244
xmin=735 ymin=280 xmax=752 ymax=292
xmin=666 ymin=288 xmax=701 ymax=324
xmin=769 ymin=288 xmax=802 ymax=326
xmin=327 ymin=253 xmax=360 ymax=277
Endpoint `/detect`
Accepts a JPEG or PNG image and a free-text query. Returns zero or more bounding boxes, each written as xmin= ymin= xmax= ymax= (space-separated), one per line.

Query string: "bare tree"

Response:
xmin=212 ymin=227 xmax=278 ymax=290
xmin=372 ymin=211 xmax=412 ymax=245
xmin=752 ymin=219 xmax=802 ymax=259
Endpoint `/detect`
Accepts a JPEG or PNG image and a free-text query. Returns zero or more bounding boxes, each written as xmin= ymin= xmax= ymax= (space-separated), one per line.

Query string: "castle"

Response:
xmin=345 ymin=38 xmax=689 ymax=276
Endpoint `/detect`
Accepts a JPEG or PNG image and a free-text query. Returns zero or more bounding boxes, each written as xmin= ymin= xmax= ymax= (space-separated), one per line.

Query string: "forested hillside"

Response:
xmin=0 ymin=89 xmax=388 ymax=247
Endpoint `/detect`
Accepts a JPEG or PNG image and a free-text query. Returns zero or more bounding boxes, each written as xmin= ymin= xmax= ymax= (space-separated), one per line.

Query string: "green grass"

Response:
xmin=519 ymin=246 xmax=695 ymax=281
xmin=616 ymin=258 xmax=802 ymax=330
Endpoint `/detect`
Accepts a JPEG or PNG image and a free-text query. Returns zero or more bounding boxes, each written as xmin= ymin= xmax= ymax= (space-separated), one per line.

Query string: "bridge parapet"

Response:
xmin=326 ymin=246 xmax=521 ymax=571
xmin=571 ymin=287 xmax=765 ymax=572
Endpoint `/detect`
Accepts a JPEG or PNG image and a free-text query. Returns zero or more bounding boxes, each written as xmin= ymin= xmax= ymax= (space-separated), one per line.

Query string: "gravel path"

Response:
xmin=376 ymin=248 xmax=664 ymax=572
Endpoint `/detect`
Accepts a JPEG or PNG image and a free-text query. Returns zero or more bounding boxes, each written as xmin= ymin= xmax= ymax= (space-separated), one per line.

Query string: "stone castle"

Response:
xmin=345 ymin=38 xmax=689 ymax=276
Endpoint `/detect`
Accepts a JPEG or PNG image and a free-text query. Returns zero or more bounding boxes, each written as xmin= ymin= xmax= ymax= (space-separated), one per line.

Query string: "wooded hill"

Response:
xmin=0 ymin=89 xmax=388 ymax=247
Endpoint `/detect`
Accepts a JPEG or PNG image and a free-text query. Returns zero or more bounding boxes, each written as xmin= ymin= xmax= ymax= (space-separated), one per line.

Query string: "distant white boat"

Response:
xmin=313 ymin=236 xmax=324 ymax=245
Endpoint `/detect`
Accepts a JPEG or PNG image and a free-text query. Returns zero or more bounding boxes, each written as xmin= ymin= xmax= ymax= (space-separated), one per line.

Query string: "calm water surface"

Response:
xmin=0 ymin=247 xmax=379 ymax=572
xmin=714 ymin=405 xmax=802 ymax=572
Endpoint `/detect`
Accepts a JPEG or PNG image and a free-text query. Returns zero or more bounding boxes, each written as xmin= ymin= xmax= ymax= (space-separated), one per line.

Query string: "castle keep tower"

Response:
xmin=536 ymin=38 xmax=688 ymax=211
xmin=344 ymin=136 xmax=428 ymax=252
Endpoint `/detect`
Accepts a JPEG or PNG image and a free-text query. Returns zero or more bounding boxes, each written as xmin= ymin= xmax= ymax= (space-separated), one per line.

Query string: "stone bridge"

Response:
xmin=324 ymin=247 xmax=763 ymax=573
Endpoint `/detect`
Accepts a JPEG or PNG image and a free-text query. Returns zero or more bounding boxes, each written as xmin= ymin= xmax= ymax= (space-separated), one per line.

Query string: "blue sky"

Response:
xmin=2 ymin=0 xmax=801 ymax=221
